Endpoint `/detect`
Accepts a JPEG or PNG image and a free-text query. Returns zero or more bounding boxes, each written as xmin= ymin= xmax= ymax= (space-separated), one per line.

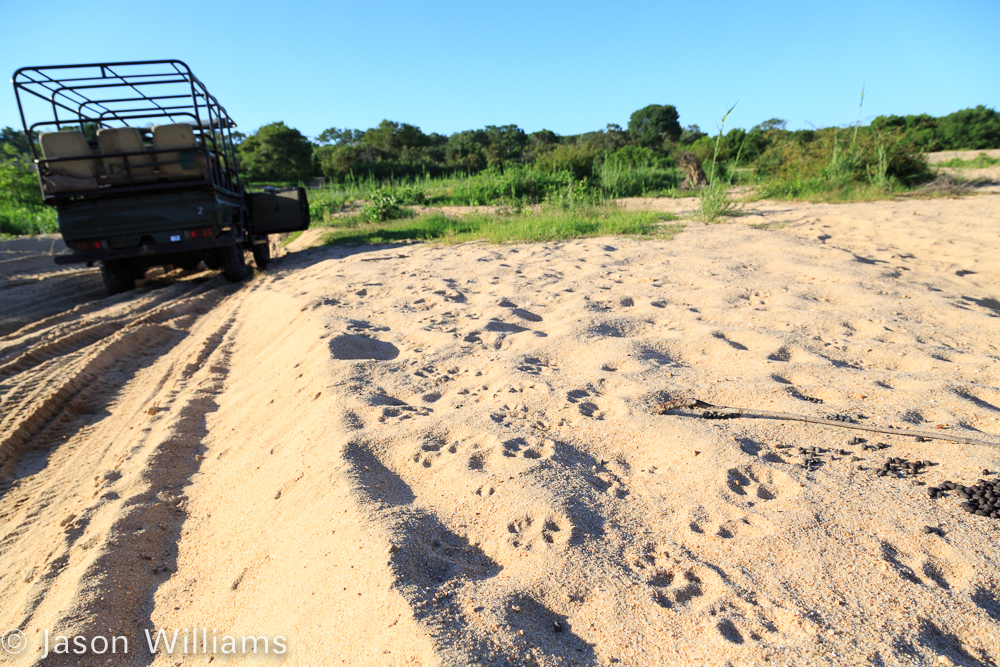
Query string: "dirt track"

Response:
xmin=1 ymin=194 xmax=1000 ymax=666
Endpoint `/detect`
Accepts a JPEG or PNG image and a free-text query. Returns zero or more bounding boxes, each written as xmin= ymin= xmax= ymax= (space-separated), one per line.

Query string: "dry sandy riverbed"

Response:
xmin=1 ymin=194 xmax=999 ymax=667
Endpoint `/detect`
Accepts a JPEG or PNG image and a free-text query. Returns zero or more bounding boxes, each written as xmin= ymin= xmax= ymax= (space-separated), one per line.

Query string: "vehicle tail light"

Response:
xmin=76 ymin=239 xmax=102 ymax=251
xmin=188 ymin=227 xmax=214 ymax=239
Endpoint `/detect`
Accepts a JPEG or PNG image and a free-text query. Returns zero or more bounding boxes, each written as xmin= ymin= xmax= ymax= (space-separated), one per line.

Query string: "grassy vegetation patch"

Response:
xmin=0 ymin=203 xmax=58 ymax=236
xmin=935 ymin=153 xmax=1000 ymax=169
xmin=320 ymin=206 xmax=679 ymax=247
xmin=751 ymin=178 xmax=916 ymax=203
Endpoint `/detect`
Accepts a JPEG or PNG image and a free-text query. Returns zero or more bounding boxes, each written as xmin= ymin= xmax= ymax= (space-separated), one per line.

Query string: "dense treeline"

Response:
xmin=2 ymin=105 xmax=997 ymax=187
xmin=226 ymin=104 xmax=1000 ymax=184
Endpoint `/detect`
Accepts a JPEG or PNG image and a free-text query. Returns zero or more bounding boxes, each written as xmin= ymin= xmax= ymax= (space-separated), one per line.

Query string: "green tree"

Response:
xmin=316 ymin=127 xmax=363 ymax=146
xmin=316 ymin=144 xmax=361 ymax=179
xmin=362 ymin=120 xmax=430 ymax=156
xmin=679 ymin=124 xmax=707 ymax=145
xmin=752 ymin=118 xmax=787 ymax=132
xmin=529 ymin=129 xmax=559 ymax=146
xmin=445 ymin=129 xmax=489 ymax=170
xmin=588 ymin=124 xmax=629 ymax=152
xmin=236 ymin=122 xmax=315 ymax=182
xmin=628 ymin=104 xmax=682 ymax=147
xmin=483 ymin=124 xmax=528 ymax=166
xmin=1 ymin=127 xmax=32 ymax=155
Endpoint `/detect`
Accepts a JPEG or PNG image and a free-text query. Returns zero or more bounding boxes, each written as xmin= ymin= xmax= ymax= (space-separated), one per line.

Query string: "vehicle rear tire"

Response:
xmin=252 ymin=240 xmax=271 ymax=269
xmin=219 ymin=243 xmax=248 ymax=282
xmin=100 ymin=260 xmax=135 ymax=295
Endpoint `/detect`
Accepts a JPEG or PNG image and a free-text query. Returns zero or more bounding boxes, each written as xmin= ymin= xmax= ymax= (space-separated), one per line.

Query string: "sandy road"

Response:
xmin=1 ymin=194 xmax=1000 ymax=666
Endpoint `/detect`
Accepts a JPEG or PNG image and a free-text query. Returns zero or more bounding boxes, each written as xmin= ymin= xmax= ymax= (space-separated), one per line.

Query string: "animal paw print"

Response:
xmin=378 ymin=404 xmax=431 ymax=423
xmin=650 ymin=568 xmax=705 ymax=609
xmin=592 ymin=461 xmax=628 ymax=498
xmin=507 ymin=514 xmax=571 ymax=551
xmin=725 ymin=466 xmax=796 ymax=502
xmin=412 ymin=435 xmax=460 ymax=468
xmin=474 ymin=484 xmax=496 ymax=498
xmin=567 ymin=386 xmax=603 ymax=420
xmin=501 ymin=436 xmax=554 ymax=460
xmin=625 ymin=542 xmax=672 ymax=573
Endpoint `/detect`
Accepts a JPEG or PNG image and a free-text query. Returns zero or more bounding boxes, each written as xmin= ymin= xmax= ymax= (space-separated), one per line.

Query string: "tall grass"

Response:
xmin=308 ymin=158 xmax=684 ymax=221
xmin=320 ymin=202 xmax=680 ymax=247
xmin=698 ymin=105 xmax=743 ymax=222
xmin=596 ymin=159 xmax=678 ymax=197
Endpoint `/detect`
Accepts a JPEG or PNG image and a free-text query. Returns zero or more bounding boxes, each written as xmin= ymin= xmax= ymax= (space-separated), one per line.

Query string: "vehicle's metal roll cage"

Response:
xmin=12 ymin=60 xmax=244 ymax=198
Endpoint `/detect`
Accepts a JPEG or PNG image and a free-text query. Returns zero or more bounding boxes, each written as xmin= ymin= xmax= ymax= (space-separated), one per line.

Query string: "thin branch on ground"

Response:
xmin=654 ymin=398 xmax=999 ymax=449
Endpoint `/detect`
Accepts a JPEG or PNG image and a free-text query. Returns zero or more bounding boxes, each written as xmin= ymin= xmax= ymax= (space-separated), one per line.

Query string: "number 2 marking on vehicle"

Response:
xmin=197 ymin=207 xmax=203 ymax=215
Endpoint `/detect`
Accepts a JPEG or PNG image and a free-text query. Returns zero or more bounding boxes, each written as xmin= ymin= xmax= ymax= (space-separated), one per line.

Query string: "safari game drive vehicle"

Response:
xmin=12 ymin=59 xmax=310 ymax=294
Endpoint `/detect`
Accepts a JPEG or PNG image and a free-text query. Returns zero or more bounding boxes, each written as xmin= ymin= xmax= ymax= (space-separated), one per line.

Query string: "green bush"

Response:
xmin=534 ymin=144 xmax=596 ymax=180
xmin=361 ymin=188 xmax=413 ymax=222
xmin=937 ymin=106 xmax=1000 ymax=150
xmin=0 ymin=148 xmax=57 ymax=236
xmin=1 ymin=148 xmax=43 ymax=206
xmin=0 ymin=203 xmax=58 ymax=236
xmin=870 ymin=106 xmax=1000 ymax=152
xmin=753 ymin=127 xmax=930 ymax=187
xmin=392 ymin=185 xmax=426 ymax=205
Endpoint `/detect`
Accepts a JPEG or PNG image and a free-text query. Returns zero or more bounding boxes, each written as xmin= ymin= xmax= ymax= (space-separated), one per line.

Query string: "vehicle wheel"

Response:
xmin=219 ymin=243 xmax=248 ymax=282
xmin=100 ymin=260 xmax=135 ymax=295
xmin=252 ymin=239 xmax=271 ymax=268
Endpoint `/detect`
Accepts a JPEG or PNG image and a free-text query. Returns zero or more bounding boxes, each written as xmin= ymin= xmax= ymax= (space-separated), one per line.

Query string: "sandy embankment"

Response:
xmin=1 ymin=194 xmax=999 ymax=666
xmin=925 ymin=149 xmax=1000 ymax=186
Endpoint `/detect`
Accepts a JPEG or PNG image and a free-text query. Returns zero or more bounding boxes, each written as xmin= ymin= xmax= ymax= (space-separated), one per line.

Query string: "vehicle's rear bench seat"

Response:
xmin=152 ymin=123 xmax=208 ymax=179
xmin=38 ymin=131 xmax=100 ymax=193
xmin=39 ymin=123 xmax=210 ymax=193
xmin=97 ymin=127 xmax=154 ymax=180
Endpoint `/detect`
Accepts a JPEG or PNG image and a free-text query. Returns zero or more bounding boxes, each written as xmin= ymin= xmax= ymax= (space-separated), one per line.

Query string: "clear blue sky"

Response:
xmin=3 ymin=0 xmax=997 ymax=140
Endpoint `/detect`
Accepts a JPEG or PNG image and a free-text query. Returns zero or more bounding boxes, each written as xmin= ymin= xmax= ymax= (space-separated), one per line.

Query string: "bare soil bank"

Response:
xmin=1 ymin=194 xmax=998 ymax=666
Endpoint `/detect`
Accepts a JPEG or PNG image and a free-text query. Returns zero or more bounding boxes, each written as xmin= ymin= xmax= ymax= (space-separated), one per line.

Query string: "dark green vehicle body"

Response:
xmin=53 ymin=189 xmax=247 ymax=271
xmin=12 ymin=59 xmax=309 ymax=293
xmin=57 ymin=190 xmax=240 ymax=247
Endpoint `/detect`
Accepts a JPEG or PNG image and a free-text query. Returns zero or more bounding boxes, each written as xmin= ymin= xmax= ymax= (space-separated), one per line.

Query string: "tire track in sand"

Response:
xmin=0 ymin=258 xmax=247 ymax=664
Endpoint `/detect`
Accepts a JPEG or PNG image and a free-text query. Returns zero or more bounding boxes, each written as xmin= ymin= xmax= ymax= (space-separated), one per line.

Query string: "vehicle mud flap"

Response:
xmin=252 ymin=240 xmax=271 ymax=268
xmin=247 ymin=187 xmax=310 ymax=234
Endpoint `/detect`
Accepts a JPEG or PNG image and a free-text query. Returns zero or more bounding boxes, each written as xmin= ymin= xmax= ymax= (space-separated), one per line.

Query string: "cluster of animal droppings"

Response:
xmin=876 ymin=457 xmax=932 ymax=478
xmin=928 ymin=472 xmax=1000 ymax=520
xmin=789 ymin=437 xmax=879 ymax=471
xmin=825 ymin=413 xmax=860 ymax=423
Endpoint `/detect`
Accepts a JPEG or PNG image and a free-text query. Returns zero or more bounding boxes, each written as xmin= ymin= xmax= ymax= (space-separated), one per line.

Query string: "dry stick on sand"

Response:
xmin=655 ymin=398 xmax=1000 ymax=449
